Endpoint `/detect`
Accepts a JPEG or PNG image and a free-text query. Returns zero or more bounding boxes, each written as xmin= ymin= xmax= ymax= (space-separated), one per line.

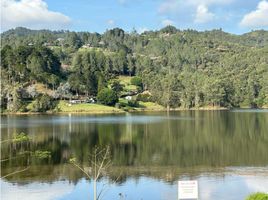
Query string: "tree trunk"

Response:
xmin=166 ymin=104 xmax=170 ymax=111
xmin=195 ymin=92 xmax=199 ymax=108
xmin=93 ymin=179 xmax=97 ymax=200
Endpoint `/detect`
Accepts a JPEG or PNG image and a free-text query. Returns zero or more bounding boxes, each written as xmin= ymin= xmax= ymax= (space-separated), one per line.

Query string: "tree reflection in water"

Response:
xmin=1 ymin=111 xmax=268 ymax=183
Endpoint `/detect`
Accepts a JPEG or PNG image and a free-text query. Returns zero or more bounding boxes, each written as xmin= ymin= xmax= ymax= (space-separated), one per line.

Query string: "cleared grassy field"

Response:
xmin=118 ymin=75 xmax=132 ymax=84
xmin=55 ymin=100 xmax=123 ymax=113
xmin=118 ymin=76 xmax=137 ymax=91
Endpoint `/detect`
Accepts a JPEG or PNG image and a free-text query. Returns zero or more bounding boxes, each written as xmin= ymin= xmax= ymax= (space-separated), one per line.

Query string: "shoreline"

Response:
xmin=2 ymin=106 xmax=268 ymax=115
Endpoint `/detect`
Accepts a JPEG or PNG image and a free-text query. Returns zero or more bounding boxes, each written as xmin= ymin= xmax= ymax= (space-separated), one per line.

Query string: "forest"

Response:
xmin=1 ymin=26 xmax=268 ymax=112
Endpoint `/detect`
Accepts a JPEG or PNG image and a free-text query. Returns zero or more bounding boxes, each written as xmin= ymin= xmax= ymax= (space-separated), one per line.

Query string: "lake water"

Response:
xmin=1 ymin=110 xmax=268 ymax=200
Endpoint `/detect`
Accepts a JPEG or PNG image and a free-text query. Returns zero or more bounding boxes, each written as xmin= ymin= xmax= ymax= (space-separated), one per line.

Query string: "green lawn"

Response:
xmin=118 ymin=75 xmax=132 ymax=83
xmin=22 ymin=99 xmax=164 ymax=113
xmin=55 ymin=100 xmax=123 ymax=113
xmin=117 ymin=75 xmax=137 ymax=91
xmin=119 ymin=98 xmax=164 ymax=111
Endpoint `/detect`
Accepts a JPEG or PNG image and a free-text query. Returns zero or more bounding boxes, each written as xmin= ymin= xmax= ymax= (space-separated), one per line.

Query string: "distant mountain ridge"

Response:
xmin=1 ymin=26 xmax=268 ymax=48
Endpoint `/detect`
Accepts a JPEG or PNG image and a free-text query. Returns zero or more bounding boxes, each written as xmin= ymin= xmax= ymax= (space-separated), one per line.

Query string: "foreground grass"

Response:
xmin=246 ymin=193 xmax=268 ymax=200
xmin=56 ymin=101 xmax=123 ymax=113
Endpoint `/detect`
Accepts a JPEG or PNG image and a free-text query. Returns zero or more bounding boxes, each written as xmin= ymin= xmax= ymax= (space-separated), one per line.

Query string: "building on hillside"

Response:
xmin=125 ymin=96 xmax=132 ymax=100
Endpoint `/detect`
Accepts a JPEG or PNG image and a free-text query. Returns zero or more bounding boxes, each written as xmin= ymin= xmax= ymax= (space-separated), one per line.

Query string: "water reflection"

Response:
xmin=1 ymin=111 xmax=268 ymax=199
xmin=2 ymin=169 xmax=268 ymax=200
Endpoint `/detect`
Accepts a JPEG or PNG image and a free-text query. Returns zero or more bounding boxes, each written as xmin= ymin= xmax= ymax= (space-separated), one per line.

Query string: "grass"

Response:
xmin=78 ymin=47 xmax=115 ymax=56
xmin=55 ymin=100 xmax=123 ymax=113
xmin=138 ymin=101 xmax=165 ymax=111
xmin=12 ymin=99 xmax=164 ymax=114
xmin=119 ymin=98 xmax=164 ymax=111
xmin=124 ymin=84 xmax=137 ymax=91
xmin=26 ymin=101 xmax=34 ymax=111
xmin=118 ymin=75 xmax=132 ymax=84
xmin=246 ymin=193 xmax=268 ymax=200
xmin=117 ymin=75 xmax=137 ymax=91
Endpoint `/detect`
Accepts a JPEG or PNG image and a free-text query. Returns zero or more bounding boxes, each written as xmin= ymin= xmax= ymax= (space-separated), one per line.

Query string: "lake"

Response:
xmin=1 ymin=110 xmax=268 ymax=200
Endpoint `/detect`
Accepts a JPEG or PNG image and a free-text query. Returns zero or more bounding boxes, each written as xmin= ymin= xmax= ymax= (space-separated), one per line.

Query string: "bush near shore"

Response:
xmin=246 ymin=193 xmax=268 ymax=200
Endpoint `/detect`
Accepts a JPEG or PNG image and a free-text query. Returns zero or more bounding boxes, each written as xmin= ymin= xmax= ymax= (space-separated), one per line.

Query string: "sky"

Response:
xmin=1 ymin=0 xmax=268 ymax=34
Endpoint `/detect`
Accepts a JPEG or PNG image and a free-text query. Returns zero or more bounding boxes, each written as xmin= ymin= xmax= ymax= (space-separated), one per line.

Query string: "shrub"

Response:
xmin=246 ymin=193 xmax=268 ymax=200
xmin=97 ymin=88 xmax=118 ymax=106
xmin=111 ymin=80 xmax=124 ymax=96
xmin=115 ymin=103 xmax=121 ymax=109
xmin=34 ymin=150 xmax=51 ymax=159
xmin=32 ymin=94 xmax=55 ymax=112
xmin=130 ymin=76 xmax=143 ymax=87
xmin=127 ymin=100 xmax=139 ymax=107
xmin=136 ymin=93 xmax=153 ymax=102
xmin=13 ymin=132 xmax=30 ymax=143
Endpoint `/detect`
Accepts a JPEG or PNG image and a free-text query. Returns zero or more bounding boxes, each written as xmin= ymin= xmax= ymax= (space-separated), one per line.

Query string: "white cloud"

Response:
xmin=194 ymin=4 xmax=215 ymax=23
xmin=161 ymin=19 xmax=175 ymax=26
xmin=107 ymin=19 xmax=115 ymax=26
xmin=1 ymin=0 xmax=71 ymax=31
xmin=158 ymin=0 xmax=233 ymax=14
xmin=240 ymin=0 xmax=268 ymax=28
xmin=158 ymin=0 xmax=231 ymax=25
xmin=243 ymin=175 xmax=268 ymax=192
xmin=187 ymin=0 xmax=234 ymax=6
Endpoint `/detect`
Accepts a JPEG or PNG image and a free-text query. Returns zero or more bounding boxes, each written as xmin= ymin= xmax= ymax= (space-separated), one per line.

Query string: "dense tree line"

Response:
xmin=1 ymin=26 xmax=268 ymax=112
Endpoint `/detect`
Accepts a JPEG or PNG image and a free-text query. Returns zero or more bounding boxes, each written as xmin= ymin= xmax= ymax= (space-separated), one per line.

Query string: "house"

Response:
xmin=125 ymin=96 xmax=132 ymax=100
xmin=86 ymin=97 xmax=96 ymax=103
xmin=98 ymin=41 xmax=105 ymax=46
xmin=56 ymin=38 xmax=65 ymax=42
xmin=56 ymin=38 xmax=65 ymax=46
xmin=82 ymin=43 xmax=92 ymax=48
xmin=217 ymin=45 xmax=229 ymax=52
xmin=69 ymin=100 xmax=82 ymax=104
xmin=43 ymin=42 xmax=53 ymax=47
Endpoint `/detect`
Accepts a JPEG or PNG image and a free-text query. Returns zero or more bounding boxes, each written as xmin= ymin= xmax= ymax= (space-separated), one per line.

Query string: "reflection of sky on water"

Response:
xmin=0 ymin=114 xmax=195 ymax=128
xmin=1 ymin=181 xmax=74 ymax=200
xmin=2 ymin=173 xmax=268 ymax=200
xmin=1 ymin=109 xmax=267 ymax=128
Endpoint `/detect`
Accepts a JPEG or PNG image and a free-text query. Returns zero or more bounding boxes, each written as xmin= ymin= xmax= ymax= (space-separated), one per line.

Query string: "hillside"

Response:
xmin=1 ymin=26 xmax=268 ymax=113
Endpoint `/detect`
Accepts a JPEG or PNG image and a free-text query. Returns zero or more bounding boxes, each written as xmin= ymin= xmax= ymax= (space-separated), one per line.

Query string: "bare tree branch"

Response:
xmin=1 ymin=166 xmax=30 ymax=179
xmin=71 ymin=162 xmax=91 ymax=179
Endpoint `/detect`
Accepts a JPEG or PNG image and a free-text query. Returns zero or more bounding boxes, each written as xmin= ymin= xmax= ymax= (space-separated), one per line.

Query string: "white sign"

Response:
xmin=178 ymin=180 xmax=198 ymax=199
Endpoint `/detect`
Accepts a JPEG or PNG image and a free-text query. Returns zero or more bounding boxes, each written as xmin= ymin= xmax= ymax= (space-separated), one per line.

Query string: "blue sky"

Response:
xmin=1 ymin=0 xmax=268 ymax=34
